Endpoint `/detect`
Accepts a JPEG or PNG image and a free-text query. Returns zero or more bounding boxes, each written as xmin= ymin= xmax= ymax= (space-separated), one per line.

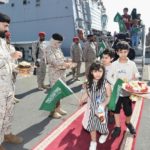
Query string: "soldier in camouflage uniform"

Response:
xmin=0 ymin=13 xmax=23 ymax=150
xmin=46 ymin=33 xmax=69 ymax=119
xmin=70 ymin=36 xmax=82 ymax=79
xmin=5 ymin=32 xmax=20 ymax=104
xmin=32 ymin=32 xmax=48 ymax=90
xmin=146 ymin=27 xmax=150 ymax=51
xmin=83 ymin=34 xmax=97 ymax=76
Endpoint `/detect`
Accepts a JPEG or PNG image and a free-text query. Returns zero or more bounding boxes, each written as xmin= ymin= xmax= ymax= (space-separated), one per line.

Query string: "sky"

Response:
xmin=103 ymin=0 xmax=149 ymax=34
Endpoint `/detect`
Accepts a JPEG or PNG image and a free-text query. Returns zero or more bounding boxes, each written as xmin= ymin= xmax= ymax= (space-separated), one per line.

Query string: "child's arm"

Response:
xmin=101 ymin=82 xmax=112 ymax=108
xmin=132 ymin=62 xmax=140 ymax=80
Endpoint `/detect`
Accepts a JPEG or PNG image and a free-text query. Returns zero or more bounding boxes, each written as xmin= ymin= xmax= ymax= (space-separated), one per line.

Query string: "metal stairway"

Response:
xmin=134 ymin=56 xmax=143 ymax=79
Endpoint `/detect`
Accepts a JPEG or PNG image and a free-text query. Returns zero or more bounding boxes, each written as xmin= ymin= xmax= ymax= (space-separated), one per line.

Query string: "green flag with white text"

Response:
xmin=118 ymin=20 xmax=127 ymax=33
xmin=114 ymin=12 xmax=127 ymax=33
xmin=114 ymin=12 xmax=122 ymax=22
xmin=98 ymin=41 xmax=106 ymax=57
xmin=40 ymin=79 xmax=73 ymax=111
xmin=108 ymin=79 xmax=124 ymax=111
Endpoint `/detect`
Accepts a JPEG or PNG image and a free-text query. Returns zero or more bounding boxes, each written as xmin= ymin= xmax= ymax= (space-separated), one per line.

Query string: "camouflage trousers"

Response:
xmin=85 ymin=62 xmax=92 ymax=76
xmin=48 ymin=67 xmax=66 ymax=111
xmin=72 ymin=62 xmax=81 ymax=77
xmin=0 ymin=91 xmax=14 ymax=144
xmin=36 ymin=60 xmax=46 ymax=87
xmin=48 ymin=67 xmax=65 ymax=87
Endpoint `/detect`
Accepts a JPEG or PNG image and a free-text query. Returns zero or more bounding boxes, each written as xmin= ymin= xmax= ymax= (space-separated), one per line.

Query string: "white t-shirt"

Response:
xmin=105 ymin=64 xmax=113 ymax=83
xmin=111 ymin=59 xmax=140 ymax=97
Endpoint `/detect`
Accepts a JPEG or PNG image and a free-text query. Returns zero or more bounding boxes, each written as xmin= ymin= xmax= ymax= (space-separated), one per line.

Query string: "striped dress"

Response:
xmin=82 ymin=80 xmax=109 ymax=134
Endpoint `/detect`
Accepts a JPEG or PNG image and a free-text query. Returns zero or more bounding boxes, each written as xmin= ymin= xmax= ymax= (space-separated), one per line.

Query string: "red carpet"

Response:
xmin=33 ymin=101 xmax=144 ymax=150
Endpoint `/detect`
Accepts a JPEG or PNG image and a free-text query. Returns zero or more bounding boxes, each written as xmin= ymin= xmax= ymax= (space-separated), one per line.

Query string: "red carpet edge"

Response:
xmin=120 ymin=99 xmax=144 ymax=150
xmin=32 ymin=105 xmax=86 ymax=150
xmin=33 ymin=99 xmax=144 ymax=150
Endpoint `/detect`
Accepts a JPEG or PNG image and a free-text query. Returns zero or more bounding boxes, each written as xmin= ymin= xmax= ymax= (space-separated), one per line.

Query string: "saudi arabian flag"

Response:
xmin=114 ymin=12 xmax=122 ymax=22
xmin=98 ymin=41 xmax=106 ymax=57
xmin=114 ymin=12 xmax=127 ymax=33
xmin=108 ymin=79 xmax=124 ymax=111
xmin=118 ymin=21 xmax=127 ymax=33
xmin=40 ymin=79 xmax=73 ymax=112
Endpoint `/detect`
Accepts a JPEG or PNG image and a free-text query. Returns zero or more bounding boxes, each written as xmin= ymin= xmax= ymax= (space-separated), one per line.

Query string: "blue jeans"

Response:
xmin=131 ymin=35 xmax=139 ymax=47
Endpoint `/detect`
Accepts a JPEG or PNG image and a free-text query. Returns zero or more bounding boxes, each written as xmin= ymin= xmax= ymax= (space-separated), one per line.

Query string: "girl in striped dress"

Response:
xmin=80 ymin=62 xmax=111 ymax=150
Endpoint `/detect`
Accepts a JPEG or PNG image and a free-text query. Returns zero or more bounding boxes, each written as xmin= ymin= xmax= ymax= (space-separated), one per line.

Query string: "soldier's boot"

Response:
xmin=56 ymin=108 xmax=67 ymax=115
xmin=14 ymin=97 xmax=20 ymax=104
xmin=74 ymin=75 xmax=79 ymax=80
xmin=0 ymin=145 xmax=5 ymax=150
xmin=72 ymin=68 xmax=76 ymax=78
xmin=38 ymin=85 xmax=44 ymax=91
xmin=4 ymin=133 xmax=23 ymax=144
xmin=50 ymin=111 xmax=62 ymax=119
xmin=42 ymin=84 xmax=49 ymax=89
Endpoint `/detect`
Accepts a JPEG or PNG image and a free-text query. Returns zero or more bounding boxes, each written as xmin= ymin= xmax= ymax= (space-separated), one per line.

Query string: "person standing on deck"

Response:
xmin=46 ymin=33 xmax=70 ymax=119
xmin=0 ymin=12 xmax=23 ymax=150
xmin=32 ymin=32 xmax=48 ymax=90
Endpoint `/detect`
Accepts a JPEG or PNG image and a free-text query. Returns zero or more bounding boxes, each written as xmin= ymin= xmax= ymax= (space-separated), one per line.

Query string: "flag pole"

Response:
xmin=59 ymin=78 xmax=82 ymax=105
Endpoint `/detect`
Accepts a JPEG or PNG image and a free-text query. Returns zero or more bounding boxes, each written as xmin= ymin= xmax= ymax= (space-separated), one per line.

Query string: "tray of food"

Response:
xmin=18 ymin=61 xmax=32 ymax=76
xmin=122 ymin=81 xmax=150 ymax=94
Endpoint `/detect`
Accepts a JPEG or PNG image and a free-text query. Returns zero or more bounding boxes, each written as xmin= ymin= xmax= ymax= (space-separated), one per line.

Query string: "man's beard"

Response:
xmin=40 ymin=38 xmax=45 ymax=42
xmin=0 ymin=31 xmax=6 ymax=38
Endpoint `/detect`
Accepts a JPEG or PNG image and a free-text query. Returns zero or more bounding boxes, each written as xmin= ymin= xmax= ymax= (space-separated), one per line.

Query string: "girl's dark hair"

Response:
xmin=87 ymin=62 xmax=105 ymax=91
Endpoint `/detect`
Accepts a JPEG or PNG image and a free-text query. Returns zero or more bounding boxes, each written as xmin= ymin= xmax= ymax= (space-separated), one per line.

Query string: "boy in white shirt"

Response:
xmin=110 ymin=41 xmax=140 ymax=138
xmin=101 ymin=49 xmax=115 ymax=124
xmin=101 ymin=49 xmax=114 ymax=83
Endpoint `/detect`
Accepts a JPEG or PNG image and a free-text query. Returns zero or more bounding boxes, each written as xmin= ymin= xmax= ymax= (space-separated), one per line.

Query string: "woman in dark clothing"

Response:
xmin=131 ymin=8 xmax=137 ymax=20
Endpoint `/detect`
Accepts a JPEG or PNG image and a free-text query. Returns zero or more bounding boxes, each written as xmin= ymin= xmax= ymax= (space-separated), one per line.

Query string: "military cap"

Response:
xmin=38 ymin=32 xmax=46 ymax=37
xmin=73 ymin=36 xmax=79 ymax=42
xmin=0 ymin=12 xmax=10 ymax=23
xmin=52 ymin=33 xmax=63 ymax=41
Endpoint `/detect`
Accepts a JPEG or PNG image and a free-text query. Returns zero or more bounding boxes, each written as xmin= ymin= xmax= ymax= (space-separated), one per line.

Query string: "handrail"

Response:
xmin=141 ymin=25 xmax=146 ymax=67
xmin=145 ymin=45 xmax=150 ymax=49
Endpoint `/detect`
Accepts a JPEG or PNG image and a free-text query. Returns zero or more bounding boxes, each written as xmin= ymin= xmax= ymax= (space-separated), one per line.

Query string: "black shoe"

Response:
xmin=125 ymin=123 xmax=136 ymax=135
xmin=111 ymin=127 xmax=121 ymax=138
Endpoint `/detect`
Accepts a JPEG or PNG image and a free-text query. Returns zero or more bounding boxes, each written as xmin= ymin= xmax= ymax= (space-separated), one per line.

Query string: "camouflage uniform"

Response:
xmin=46 ymin=44 xmax=66 ymax=113
xmin=46 ymin=45 xmax=66 ymax=86
xmin=83 ymin=41 xmax=97 ymax=75
xmin=0 ymin=38 xmax=15 ymax=144
xmin=70 ymin=42 xmax=82 ymax=77
xmin=6 ymin=43 xmax=18 ymax=83
xmin=32 ymin=41 xmax=47 ymax=88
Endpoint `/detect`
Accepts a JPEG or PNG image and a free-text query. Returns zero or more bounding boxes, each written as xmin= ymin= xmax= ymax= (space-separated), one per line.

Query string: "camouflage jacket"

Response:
xmin=0 ymin=38 xmax=14 ymax=91
xmin=46 ymin=45 xmax=66 ymax=86
xmin=32 ymin=41 xmax=48 ymax=63
xmin=83 ymin=41 xmax=96 ymax=62
xmin=70 ymin=43 xmax=82 ymax=62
